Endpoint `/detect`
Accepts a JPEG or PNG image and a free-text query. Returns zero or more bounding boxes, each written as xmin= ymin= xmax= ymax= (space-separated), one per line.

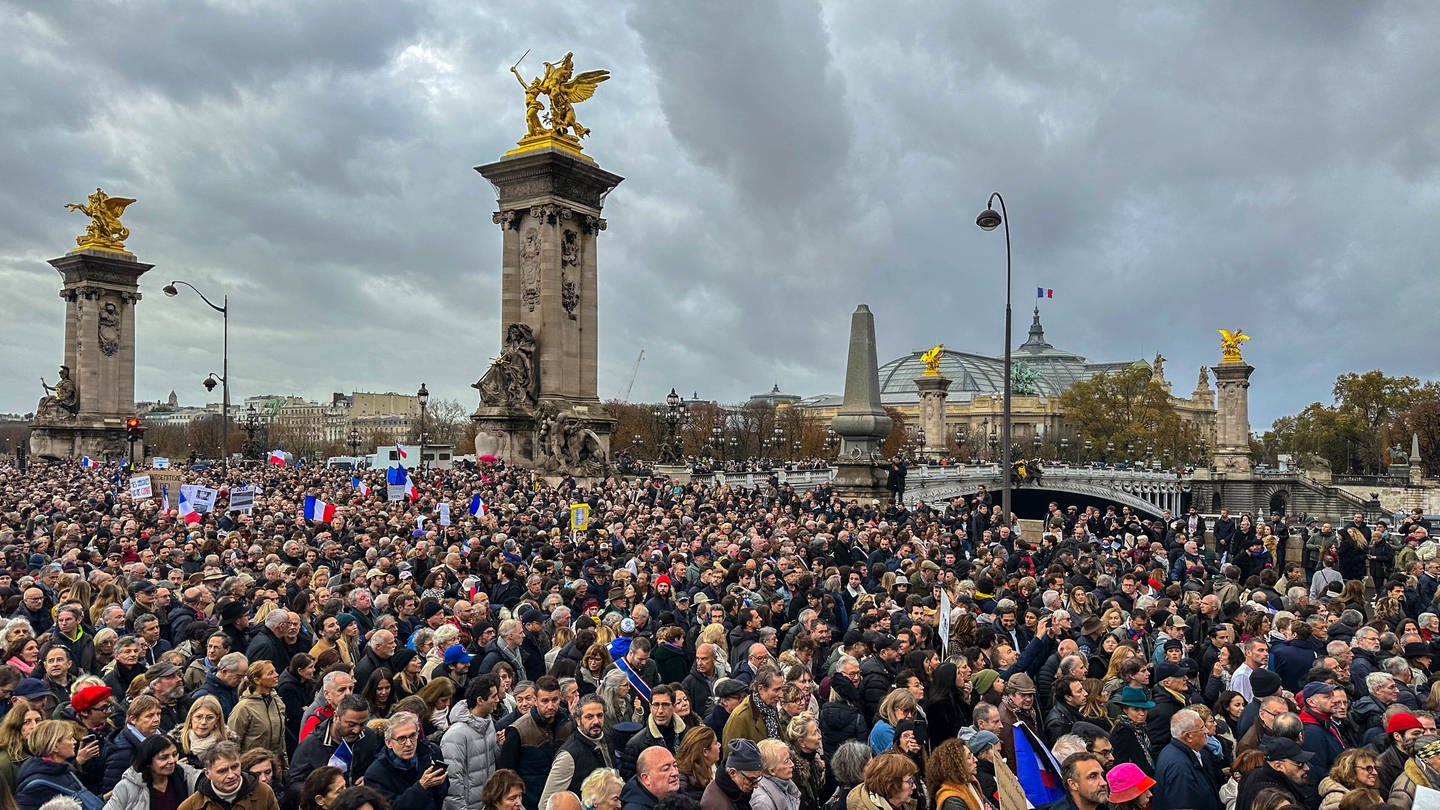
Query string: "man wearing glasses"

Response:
xmin=1235 ymin=737 xmax=1311 ymax=810
xmin=700 ymin=739 xmax=761 ymax=810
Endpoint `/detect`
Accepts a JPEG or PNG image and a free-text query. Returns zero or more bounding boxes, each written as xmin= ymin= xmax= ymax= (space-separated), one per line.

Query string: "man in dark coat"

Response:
xmin=859 ymin=635 xmax=902 ymax=723
xmin=1145 ymin=661 xmax=1194 ymax=752
xmin=1297 ymin=683 xmax=1345 ymax=808
xmin=363 ymin=710 xmax=450 ymax=810
xmin=1151 ymin=710 xmax=1221 ymax=810
xmin=353 ymin=629 xmax=398 ymax=690
xmin=287 ymin=695 xmax=382 ymax=803
xmin=1044 ymin=678 xmax=1089 ymax=747
xmin=1234 ymin=738 xmax=1311 ymax=810
xmin=1271 ymin=624 xmax=1322 ymax=693
xmin=497 ymin=676 xmax=573 ymax=810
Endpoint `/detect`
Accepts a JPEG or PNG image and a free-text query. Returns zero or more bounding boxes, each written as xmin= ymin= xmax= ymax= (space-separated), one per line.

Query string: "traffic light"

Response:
xmin=126 ymin=416 xmax=142 ymax=442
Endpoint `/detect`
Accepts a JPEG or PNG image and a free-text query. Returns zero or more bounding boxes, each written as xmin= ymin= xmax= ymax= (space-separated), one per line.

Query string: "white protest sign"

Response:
xmin=191 ymin=486 xmax=218 ymax=513
xmin=228 ymin=486 xmax=256 ymax=514
xmin=129 ymin=475 xmax=153 ymax=500
xmin=387 ymin=484 xmax=407 ymax=502
xmin=152 ymin=457 xmax=170 ymax=469
xmin=438 ymin=503 xmax=451 ymax=526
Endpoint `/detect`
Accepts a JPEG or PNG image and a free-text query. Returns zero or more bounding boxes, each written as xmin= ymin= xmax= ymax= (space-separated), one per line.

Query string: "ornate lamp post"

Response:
xmin=349 ymin=427 xmax=361 ymax=458
xmin=163 ymin=281 xmax=229 ymax=469
xmin=416 ymin=383 xmax=429 ymax=471
xmin=977 ymin=194 xmax=1015 ymax=524
xmin=240 ymin=405 xmax=265 ymax=461
xmin=658 ymin=388 xmax=688 ymax=464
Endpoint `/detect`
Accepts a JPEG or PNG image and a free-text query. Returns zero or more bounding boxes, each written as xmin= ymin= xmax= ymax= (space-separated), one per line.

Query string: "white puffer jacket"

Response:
xmin=438 ymin=709 xmax=499 ymax=810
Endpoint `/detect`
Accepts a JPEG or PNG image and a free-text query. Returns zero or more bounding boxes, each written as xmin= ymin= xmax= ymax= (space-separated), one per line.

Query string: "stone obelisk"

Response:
xmin=830 ymin=305 xmax=893 ymax=498
xmin=30 ymin=189 xmax=152 ymax=462
xmin=470 ymin=53 xmax=621 ymax=476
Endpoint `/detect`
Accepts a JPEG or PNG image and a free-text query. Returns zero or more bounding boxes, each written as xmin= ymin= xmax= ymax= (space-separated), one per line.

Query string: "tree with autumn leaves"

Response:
xmin=1260 ymin=370 xmax=1440 ymax=475
xmin=1058 ymin=363 xmax=1203 ymax=464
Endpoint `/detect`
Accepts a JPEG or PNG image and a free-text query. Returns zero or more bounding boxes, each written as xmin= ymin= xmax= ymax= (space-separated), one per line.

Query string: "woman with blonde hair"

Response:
xmin=416 ymin=678 xmax=455 ymax=733
xmin=869 ymin=689 xmax=918 ymax=754
xmin=578 ymin=767 xmax=622 ymax=810
xmin=91 ymin=628 xmax=119 ymax=674
xmin=15 ymin=720 xmax=103 ymax=810
xmin=174 ymin=695 xmax=229 ymax=768
xmin=228 ymin=660 xmax=286 ymax=754
xmin=1318 ymin=747 xmax=1380 ymax=810
xmin=0 ymin=705 xmax=41 ymax=792
xmin=674 ymin=726 xmax=719 ymax=801
xmin=787 ymin=713 xmax=827 ymax=810
xmin=1102 ymin=646 xmax=1140 ymax=695
xmin=752 ymin=738 xmax=802 ymax=810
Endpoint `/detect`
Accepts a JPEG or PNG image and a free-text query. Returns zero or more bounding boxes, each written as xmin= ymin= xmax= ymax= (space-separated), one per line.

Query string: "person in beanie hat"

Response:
xmin=1379 ymin=712 xmax=1428 ymax=797
xmin=1234 ymin=668 xmax=1283 ymax=741
xmin=701 ymin=739 xmax=761 ymax=810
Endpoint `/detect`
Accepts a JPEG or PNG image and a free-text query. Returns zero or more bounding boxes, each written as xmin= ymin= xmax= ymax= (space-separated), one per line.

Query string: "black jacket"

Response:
xmin=286 ymin=719 xmax=382 ymax=804
xmin=1043 ymin=701 xmax=1086 ymax=747
xmin=859 ymin=656 xmax=898 ymax=724
xmin=819 ymin=679 xmax=867 ymax=758
xmin=363 ymin=741 xmax=449 ymax=810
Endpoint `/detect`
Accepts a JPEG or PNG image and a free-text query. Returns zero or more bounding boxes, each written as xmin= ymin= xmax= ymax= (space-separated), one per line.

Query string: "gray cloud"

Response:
xmin=2 ymin=1 xmax=1439 ymax=435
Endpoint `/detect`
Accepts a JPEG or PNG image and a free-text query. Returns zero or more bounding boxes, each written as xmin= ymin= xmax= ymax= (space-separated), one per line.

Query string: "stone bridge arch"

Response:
xmin=907 ymin=479 xmax=1184 ymax=519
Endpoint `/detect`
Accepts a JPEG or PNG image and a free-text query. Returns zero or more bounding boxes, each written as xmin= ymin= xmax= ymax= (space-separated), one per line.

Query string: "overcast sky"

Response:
xmin=3 ymin=1 xmax=1438 ymax=432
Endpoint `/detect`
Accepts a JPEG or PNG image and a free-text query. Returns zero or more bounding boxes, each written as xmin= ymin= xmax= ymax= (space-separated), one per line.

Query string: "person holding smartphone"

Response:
xmin=362 ymin=711 xmax=450 ymax=810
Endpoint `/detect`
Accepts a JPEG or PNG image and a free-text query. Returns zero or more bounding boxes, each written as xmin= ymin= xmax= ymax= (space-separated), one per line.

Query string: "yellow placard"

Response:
xmin=570 ymin=503 xmax=590 ymax=531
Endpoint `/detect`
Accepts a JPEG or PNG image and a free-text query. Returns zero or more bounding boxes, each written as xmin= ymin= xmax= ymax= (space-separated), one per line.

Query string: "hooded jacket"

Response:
xmin=820 ymin=677 xmax=867 ymax=757
xmin=439 ymin=710 xmax=499 ymax=810
xmin=15 ymin=757 xmax=102 ymax=810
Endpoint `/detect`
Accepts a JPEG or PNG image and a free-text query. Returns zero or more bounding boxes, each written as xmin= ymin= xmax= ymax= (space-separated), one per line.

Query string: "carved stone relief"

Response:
xmin=98 ymin=302 xmax=120 ymax=357
xmin=519 ymin=227 xmax=542 ymax=312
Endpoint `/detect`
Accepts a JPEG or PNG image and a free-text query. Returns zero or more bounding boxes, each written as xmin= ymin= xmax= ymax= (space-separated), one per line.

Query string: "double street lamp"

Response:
xmin=163 ymin=281 xmax=229 ymax=469
xmin=656 ymin=388 xmax=688 ymax=464
xmin=976 ymin=193 xmax=1014 ymax=526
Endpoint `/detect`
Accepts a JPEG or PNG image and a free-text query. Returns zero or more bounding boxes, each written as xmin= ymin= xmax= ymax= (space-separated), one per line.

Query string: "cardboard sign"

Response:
xmin=129 ymin=475 xmax=153 ymax=500
xmin=150 ymin=469 xmax=183 ymax=494
xmin=228 ymin=486 xmax=256 ymax=514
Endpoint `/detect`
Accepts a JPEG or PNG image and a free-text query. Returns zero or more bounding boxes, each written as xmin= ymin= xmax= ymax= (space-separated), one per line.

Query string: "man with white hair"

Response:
xmin=365 ymin=710 xmax=449 ymax=810
xmin=246 ymin=608 xmax=298 ymax=671
xmin=1152 ymin=709 xmax=1221 ymax=810
xmin=1350 ymin=626 xmax=1383 ymax=696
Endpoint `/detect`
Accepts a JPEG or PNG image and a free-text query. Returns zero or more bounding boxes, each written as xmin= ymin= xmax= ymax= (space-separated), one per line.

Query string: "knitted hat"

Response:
xmin=1250 ymin=669 xmax=1283 ymax=698
xmin=970 ymin=669 xmax=1000 ymax=695
xmin=1387 ymin=713 xmax=1424 ymax=735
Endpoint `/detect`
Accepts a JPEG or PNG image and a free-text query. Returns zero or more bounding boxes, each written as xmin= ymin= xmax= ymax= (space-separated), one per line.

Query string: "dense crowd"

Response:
xmin=0 ymin=457 xmax=1436 ymax=810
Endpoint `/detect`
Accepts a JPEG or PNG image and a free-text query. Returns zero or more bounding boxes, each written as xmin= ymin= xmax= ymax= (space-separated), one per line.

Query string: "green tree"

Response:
xmin=1263 ymin=371 xmax=1425 ymax=474
xmin=1058 ymin=364 xmax=1200 ymax=462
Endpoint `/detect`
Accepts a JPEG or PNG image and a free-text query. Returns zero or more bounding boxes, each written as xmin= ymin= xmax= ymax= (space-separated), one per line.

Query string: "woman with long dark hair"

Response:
xmin=925 ymin=663 xmax=971 ymax=745
xmin=103 ymin=734 xmax=200 ymax=810
xmin=362 ymin=669 xmax=396 ymax=719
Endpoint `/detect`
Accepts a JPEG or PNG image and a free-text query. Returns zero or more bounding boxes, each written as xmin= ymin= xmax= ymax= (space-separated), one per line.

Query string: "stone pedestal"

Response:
xmin=1211 ymin=361 xmax=1254 ymax=476
xmin=915 ymin=374 xmax=952 ymax=459
xmin=470 ymin=146 xmax=623 ymax=473
xmin=30 ymin=249 xmax=152 ymax=461
xmin=830 ymin=305 xmax=893 ymax=500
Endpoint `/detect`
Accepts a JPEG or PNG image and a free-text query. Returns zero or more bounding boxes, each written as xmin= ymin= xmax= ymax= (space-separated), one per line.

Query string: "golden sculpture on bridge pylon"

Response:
xmin=65 ymin=188 xmax=136 ymax=254
xmin=1217 ymin=328 xmax=1250 ymax=364
xmin=920 ymin=344 xmax=945 ymax=376
xmin=507 ymin=51 xmax=610 ymax=160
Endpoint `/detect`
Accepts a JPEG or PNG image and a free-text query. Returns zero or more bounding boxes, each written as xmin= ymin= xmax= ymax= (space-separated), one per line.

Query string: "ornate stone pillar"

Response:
xmin=914 ymin=373 xmax=952 ymax=459
xmin=30 ymin=249 xmax=153 ymax=460
xmin=1211 ymin=361 xmax=1255 ymax=476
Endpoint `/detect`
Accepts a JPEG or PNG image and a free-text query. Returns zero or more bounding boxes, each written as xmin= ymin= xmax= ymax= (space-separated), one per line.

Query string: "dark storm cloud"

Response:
xmin=2 ymin=1 xmax=1439 ymax=433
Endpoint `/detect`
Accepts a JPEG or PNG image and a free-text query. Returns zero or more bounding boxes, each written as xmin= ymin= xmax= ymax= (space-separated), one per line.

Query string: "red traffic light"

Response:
xmin=125 ymin=417 xmax=141 ymax=429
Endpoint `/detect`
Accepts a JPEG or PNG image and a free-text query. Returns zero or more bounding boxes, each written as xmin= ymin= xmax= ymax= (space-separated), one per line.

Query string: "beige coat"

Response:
xmin=228 ymin=690 xmax=287 ymax=754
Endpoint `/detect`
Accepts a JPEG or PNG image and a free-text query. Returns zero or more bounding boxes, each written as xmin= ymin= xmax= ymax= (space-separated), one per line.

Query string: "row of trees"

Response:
xmin=607 ymin=400 xmax=915 ymax=462
xmin=1259 ymin=371 xmax=1439 ymax=475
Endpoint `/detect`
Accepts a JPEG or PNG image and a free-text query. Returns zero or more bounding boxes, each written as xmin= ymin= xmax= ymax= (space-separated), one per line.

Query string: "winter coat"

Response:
xmin=363 ymin=742 xmax=450 ymax=810
xmin=1151 ymin=740 xmax=1221 ymax=810
xmin=177 ymin=773 xmax=279 ymax=810
xmin=859 ymin=657 xmax=898 ymax=724
xmin=15 ymin=757 xmax=103 ymax=810
xmin=102 ymin=726 xmax=149 ymax=794
xmin=439 ymin=710 xmax=499 ymax=810
xmin=722 ymin=695 xmax=771 ymax=748
xmin=1317 ymin=776 xmax=1352 ymax=810
xmin=244 ymin=628 xmax=292 ymax=673
xmin=539 ymin=727 xmax=614 ymax=810
xmin=790 ymin=744 xmax=830 ymax=810
xmin=190 ymin=673 xmax=239 ymax=719
xmin=621 ymin=777 xmax=663 ymax=810
xmin=103 ymin=762 xmax=201 ymax=810
xmin=1270 ymin=637 xmax=1322 ymax=693
xmin=652 ymin=643 xmax=690 ymax=685
xmin=275 ymin=670 xmax=311 ymax=750
xmin=1234 ymin=766 xmax=1306 ymax=810
xmin=229 ymin=691 xmax=287 ymax=755
xmin=285 ymin=718 xmax=381 ymax=801
xmin=1298 ymin=711 xmax=1345 ymax=806
xmin=1109 ymin=717 xmax=1154 ymax=775
xmin=496 ymin=707 xmax=572 ymax=810
xmin=620 ymin=714 xmax=686 ymax=778
xmin=681 ymin=667 xmax=717 ymax=718
xmin=751 ymin=775 xmax=802 ymax=810
xmin=820 ymin=690 xmax=867 ymax=758
xmin=1391 ymin=756 xmax=1437 ymax=810
xmin=701 ymin=769 xmax=751 ymax=810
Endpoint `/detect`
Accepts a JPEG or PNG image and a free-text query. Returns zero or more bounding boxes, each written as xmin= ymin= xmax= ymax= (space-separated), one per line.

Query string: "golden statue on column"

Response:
xmin=65 ymin=188 xmax=136 ymax=254
xmin=1217 ymin=328 xmax=1250 ymax=363
xmin=507 ymin=51 xmax=610 ymax=160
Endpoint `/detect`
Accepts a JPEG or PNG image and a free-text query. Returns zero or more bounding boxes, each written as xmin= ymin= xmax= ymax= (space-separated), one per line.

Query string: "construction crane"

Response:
xmin=616 ymin=349 xmax=644 ymax=402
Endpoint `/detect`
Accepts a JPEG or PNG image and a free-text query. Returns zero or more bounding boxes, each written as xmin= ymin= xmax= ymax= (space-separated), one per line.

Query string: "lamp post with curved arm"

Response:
xmin=163 ymin=281 xmax=229 ymax=469
xmin=976 ymin=193 xmax=1013 ymax=525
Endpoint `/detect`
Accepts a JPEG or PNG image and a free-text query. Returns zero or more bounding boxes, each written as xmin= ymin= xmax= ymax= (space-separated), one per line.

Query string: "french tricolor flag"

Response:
xmin=80 ymin=456 xmax=99 ymax=469
xmin=268 ymin=449 xmax=287 ymax=466
xmin=177 ymin=490 xmax=201 ymax=524
xmin=1036 ymin=287 xmax=1054 ymax=299
xmin=406 ymin=478 xmax=418 ymax=501
xmin=394 ymin=442 xmax=408 ymax=460
xmin=352 ymin=476 xmax=369 ymax=496
xmin=469 ymin=494 xmax=487 ymax=517
xmin=303 ymin=495 xmax=336 ymax=522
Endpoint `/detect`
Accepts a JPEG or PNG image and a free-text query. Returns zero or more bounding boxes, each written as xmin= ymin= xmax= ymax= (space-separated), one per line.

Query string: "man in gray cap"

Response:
xmin=705 ymin=678 xmax=747 ymax=739
xmin=139 ymin=661 xmax=186 ymax=733
xmin=701 ymin=739 xmax=761 ymax=810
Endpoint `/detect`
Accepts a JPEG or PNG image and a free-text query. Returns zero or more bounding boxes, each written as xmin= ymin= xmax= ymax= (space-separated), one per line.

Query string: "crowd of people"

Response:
xmin=0 ymin=457 xmax=1436 ymax=810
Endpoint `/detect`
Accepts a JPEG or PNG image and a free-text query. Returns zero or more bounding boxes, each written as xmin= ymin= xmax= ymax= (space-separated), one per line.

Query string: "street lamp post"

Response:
xmin=977 ymin=194 xmax=1014 ymax=525
xmin=349 ymin=427 xmax=361 ymax=458
xmin=241 ymin=405 xmax=265 ymax=460
xmin=163 ymin=281 xmax=228 ymax=469
xmin=416 ymin=383 xmax=429 ymax=471
xmin=658 ymin=388 xmax=688 ymax=464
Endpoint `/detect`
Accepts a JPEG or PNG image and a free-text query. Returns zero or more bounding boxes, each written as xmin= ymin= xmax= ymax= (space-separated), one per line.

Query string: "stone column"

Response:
xmin=830 ymin=305 xmax=893 ymax=500
xmin=914 ymin=374 xmax=952 ymax=459
xmin=30 ymin=249 xmax=153 ymax=460
xmin=473 ymin=146 xmax=623 ymax=474
xmin=1211 ymin=361 xmax=1254 ymax=476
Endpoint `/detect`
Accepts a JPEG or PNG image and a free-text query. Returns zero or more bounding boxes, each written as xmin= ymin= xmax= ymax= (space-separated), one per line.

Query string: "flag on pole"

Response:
xmin=406 ymin=478 xmax=418 ymax=501
xmin=386 ymin=466 xmax=408 ymax=486
xmin=394 ymin=442 xmax=408 ymax=460
xmin=161 ymin=484 xmax=171 ymax=513
xmin=80 ymin=456 xmax=99 ymax=469
xmin=351 ymin=476 xmax=370 ymax=496
xmin=303 ymin=495 xmax=337 ymax=522
xmin=1012 ymin=722 xmax=1065 ymax=805
xmin=1036 ymin=287 xmax=1053 ymax=299
xmin=177 ymin=489 xmax=201 ymax=524
xmin=268 ymin=449 xmax=287 ymax=466
xmin=469 ymin=494 xmax=487 ymax=517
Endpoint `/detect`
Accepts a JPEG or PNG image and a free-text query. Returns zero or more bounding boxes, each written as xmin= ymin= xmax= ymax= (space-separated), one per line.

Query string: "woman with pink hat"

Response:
xmin=1106 ymin=762 xmax=1155 ymax=810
